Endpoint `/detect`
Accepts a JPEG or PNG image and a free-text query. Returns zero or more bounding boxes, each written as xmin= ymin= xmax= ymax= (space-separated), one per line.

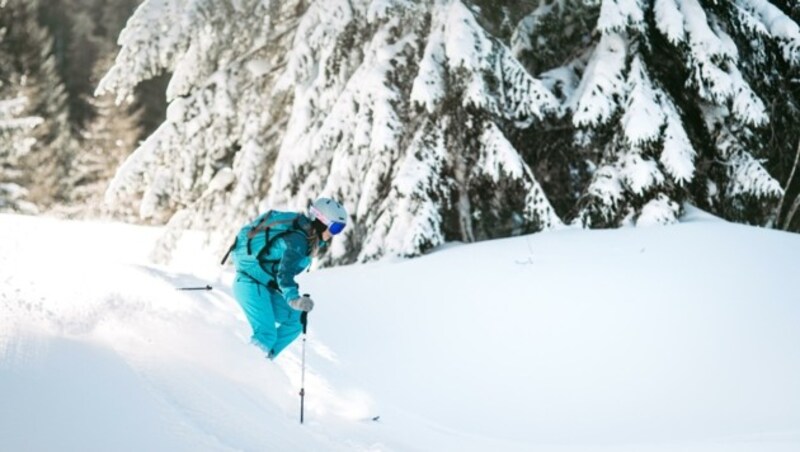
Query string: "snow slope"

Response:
xmin=1 ymin=209 xmax=799 ymax=451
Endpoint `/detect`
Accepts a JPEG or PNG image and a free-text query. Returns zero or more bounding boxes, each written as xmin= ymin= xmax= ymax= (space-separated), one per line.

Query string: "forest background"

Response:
xmin=2 ymin=0 xmax=799 ymax=265
xmin=1 ymin=0 xmax=165 ymax=220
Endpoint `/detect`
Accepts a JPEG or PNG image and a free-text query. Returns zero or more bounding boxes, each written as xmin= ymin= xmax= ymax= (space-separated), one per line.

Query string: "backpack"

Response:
xmin=222 ymin=210 xmax=309 ymax=282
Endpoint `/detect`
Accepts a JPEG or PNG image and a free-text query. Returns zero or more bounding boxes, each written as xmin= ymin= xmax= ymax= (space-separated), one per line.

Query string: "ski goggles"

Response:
xmin=310 ymin=207 xmax=347 ymax=235
xmin=327 ymin=221 xmax=346 ymax=235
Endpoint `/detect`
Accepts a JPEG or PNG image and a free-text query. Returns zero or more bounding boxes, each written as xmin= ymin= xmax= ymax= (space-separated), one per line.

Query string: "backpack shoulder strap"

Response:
xmin=244 ymin=212 xmax=284 ymax=254
xmin=220 ymin=237 xmax=236 ymax=265
xmin=222 ymin=211 xmax=274 ymax=265
xmin=255 ymin=215 xmax=312 ymax=264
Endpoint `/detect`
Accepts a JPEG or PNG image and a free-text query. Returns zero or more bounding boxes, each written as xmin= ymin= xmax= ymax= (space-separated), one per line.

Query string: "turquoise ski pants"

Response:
xmin=232 ymin=273 xmax=302 ymax=358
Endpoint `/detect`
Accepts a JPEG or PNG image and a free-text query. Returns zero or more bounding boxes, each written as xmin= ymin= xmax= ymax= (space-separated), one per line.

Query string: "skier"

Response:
xmin=230 ymin=198 xmax=348 ymax=359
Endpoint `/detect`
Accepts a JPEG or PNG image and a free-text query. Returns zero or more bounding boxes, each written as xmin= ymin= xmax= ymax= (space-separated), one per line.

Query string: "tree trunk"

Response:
xmin=782 ymin=193 xmax=800 ymax=231
xmin=455 ymin=154 xmax=475 ymax=243
xmin=776 ymin=139 xmax=800 ymax=229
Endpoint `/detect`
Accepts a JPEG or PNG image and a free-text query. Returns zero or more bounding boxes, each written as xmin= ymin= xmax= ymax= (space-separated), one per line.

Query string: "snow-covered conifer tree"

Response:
xmin=0 ymin=96 xmax=42 ymax=214
xmin=99 ymin=0 xmax=303 ymax=261
xmin=719 ymin=0 xmax=800 ymax=229
xmin=100 ymin=0 xmax=562 ymax=264
xmin=0 ymin=0 xmax=77 ymax=207
xmin=65 ymin=52 xmax=143 ymax=220
xmin=512 ymin=0 xmax=795 ymax=227
xmin=0 ymin=11 xmax=43 ymax=214
xmin=267 ymin=0 xmax=561 ymax=262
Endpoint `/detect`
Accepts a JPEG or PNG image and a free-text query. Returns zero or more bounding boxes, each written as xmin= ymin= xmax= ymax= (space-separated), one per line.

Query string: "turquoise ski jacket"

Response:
xmin=231 ymin=211 xmax=315 ymax=302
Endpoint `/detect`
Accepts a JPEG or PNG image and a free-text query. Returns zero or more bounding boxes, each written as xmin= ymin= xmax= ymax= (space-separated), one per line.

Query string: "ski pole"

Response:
xmin=177 ymin=285 xmax=213 ymax=291
xmin=300 ymin=309 xmax=309 ymax=424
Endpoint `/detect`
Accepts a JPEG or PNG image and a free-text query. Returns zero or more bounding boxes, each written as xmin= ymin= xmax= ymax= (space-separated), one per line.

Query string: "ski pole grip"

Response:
xmin=301 ymin=311 xmax=308 ymax=334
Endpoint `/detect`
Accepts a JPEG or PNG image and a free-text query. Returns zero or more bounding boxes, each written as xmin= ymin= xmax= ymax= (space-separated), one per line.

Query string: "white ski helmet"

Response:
xmin=308 ymin=198 xmax=348 ymax=235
